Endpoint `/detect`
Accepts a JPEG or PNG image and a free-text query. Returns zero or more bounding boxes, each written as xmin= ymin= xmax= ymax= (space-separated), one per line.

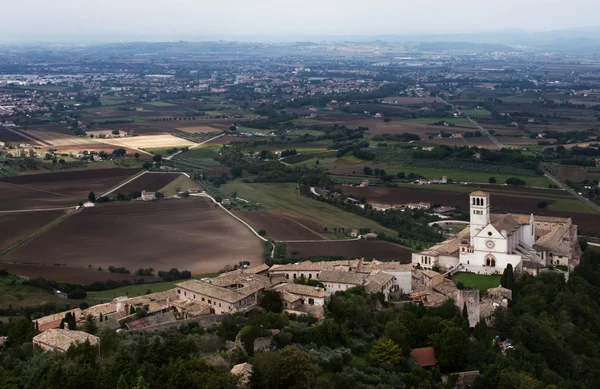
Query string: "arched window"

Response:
xmin=308 ymin=274 xmax=312 ymax=279
xmin=293 ymin=274 xmax=297 ymax=279
xmin=286 ymin=274 xmax=289 ymax=279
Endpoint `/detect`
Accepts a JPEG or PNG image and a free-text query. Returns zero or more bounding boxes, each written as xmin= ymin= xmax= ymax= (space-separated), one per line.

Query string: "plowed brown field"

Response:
xmin=286 ymin=240 xmax=413 ymax=261
xmin=2 ymin=198 xmax=264 ymax=276
xmin=234 ymin=210 xmax=326 ymax=240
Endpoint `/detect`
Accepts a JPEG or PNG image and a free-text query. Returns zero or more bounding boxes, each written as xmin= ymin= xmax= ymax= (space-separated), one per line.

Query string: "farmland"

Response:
xmin=233 ymin=210 xmax=327 ymax=240
xmin=0 ymin=263 xmax=160 ymax=285
xmin=286 ymin=240 xmax=414 ymax=262
xmin=109 ymin=172 xmax=181 ymax=195
xmin=0 ymin=168 xmax=141 ymax=210
xmin=219 ymin=181 xmax=398 ymax=237
xmin=99 ymin=134 xmax=195 ymax=149
xmin=337 ymin=184 xmax=600 ymax=233
xmin=0 ymin=209 xmax=68 ymax=252
xmin=1 ymin=198 xmax=265 ymax=278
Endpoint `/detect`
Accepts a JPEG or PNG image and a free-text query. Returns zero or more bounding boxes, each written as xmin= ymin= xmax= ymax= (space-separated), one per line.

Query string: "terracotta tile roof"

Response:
xmin=318 ymin=270 xmax=365 ymax=285
xmin=470 ymin=191 xmax=488 ymax=197
xmin=34 ymin=309 xmax=82 ymax=332
xmin=410 ymin=347 xmax=437 ymax=367
xmin=364 ymin=271 xmax=394 ymax=294
xmin=535 ymin=224 xmax=572 ymax=255
xmin=491 ymin=214 xmax=521 ymax=235
xmin=176 ymin=280 xmax=249 ymax=303
xmin=269 ymin=260 xmax=358 ymax=272
xmin=273 ymin=283 xmax=325 ymax=298
xmin=33 ymin=329 xmax=99 ymax=352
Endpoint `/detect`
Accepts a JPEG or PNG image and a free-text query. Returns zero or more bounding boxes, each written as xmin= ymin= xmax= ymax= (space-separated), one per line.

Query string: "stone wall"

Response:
xmin=453 ymin=289 xmax=480 ymax=328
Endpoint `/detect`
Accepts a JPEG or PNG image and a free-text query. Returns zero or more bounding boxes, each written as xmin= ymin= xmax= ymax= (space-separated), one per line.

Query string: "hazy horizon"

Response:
xmin=2 ymin=0 xmax=600 ymax=43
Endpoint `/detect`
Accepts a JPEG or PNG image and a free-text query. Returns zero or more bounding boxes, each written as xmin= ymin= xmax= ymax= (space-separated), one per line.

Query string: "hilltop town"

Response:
xmin=1 ymin=36 xmax=600 ymax=389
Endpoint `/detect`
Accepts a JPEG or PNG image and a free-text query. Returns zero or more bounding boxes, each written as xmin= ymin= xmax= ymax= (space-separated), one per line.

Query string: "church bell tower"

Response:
xmin=470 ymin=191 xmax=490 ymax=242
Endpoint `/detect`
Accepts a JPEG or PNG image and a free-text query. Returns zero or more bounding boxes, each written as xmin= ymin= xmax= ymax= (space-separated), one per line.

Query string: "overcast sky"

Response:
xmin=2 ymin=0 xmax=599 ymax=42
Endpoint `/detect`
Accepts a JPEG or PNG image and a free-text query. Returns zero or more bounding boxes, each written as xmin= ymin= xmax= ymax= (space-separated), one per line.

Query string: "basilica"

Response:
xmin=412 ymin=191 xmax=581 ymax=275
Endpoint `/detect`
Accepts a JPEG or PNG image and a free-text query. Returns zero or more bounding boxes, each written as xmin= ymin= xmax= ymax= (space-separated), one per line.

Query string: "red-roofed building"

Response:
xmin=410 ymin=347 xmax=438 ymax=368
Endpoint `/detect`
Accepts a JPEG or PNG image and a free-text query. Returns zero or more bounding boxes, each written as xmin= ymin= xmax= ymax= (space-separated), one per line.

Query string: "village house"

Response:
xmin=33 ymin=329 xmax=99 ymax=353
xmin=140 ymin=190 xmax=156 ymax=201
xmin=269 ymin=259 xmax=412 ymax=296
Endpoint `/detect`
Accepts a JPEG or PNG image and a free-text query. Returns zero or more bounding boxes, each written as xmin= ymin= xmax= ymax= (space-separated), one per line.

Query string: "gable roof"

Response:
xmin=176 ymin=279 xmax=248 ymax=303
xmin=318 ymin=270 xmax=365 ymax=285
xmin=33 ymin=329 xmax=99 ymax=352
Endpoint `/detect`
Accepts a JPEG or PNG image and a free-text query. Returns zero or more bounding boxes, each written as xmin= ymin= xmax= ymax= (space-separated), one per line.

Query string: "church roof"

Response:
xmin=470 ymin=191 xmax=489 ymax=197
xmin=491 ymin=214 xmax=523 ymax=235
xmin=534 ymin=224 xmax=572 ymax=255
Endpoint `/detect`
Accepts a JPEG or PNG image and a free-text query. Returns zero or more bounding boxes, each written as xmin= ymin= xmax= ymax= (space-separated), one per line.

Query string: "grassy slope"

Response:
xmin=159 ymin=175 xmax=199 ymax=196
xmin=220 ymin=181 xmax=397 ymax=236
xmin=452 ymin=272 xmax=500 ymax=290
xmin=0 ymin=284 xmax=83 ymax=309
xmin=88 ymin=274 xmax=218 ymax=300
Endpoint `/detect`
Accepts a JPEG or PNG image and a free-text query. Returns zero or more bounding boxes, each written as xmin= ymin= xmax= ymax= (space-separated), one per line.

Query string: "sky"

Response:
xmin=2 ymin=0 xmax=600 ymax=42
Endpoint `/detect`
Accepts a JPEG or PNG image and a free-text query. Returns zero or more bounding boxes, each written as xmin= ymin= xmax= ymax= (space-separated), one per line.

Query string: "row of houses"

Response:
xmin=30 ymin=259 xmax=508 ymax=352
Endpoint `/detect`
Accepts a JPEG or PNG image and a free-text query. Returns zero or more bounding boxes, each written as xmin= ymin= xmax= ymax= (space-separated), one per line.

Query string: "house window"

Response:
xmin=184 ymin=291 xmax=187 ymax=296
xmin=219 ymin=303 xmax=221 ymax=307
xmin=293 ymin=274 xmax=296 ymax=279
xmin=286 ymin=274 xmax=289 ymax=279
xmin=208 ymin=299 xmax=211 ymax=304
xmin=202 ymin=297 xmax=205 ymax=302
xmin=308 ymin=274 xmax=312 ymax=279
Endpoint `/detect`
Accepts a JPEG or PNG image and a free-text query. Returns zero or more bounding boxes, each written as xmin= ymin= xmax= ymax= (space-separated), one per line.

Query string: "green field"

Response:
xmin=0 ymin=284 xmax=83 ymax=310
xmin=334 ymin=156 xmax=364 ymax=165
xmin=386 ymin=166 xmax=551 ymax=187
xmin=159 ymin=174 xmax=199 ymax=196
xmin=179 ymin=145 xmax=221 ymax=159
xmin=88 ymin=274 xmax=218 ymax=300
xmin=145 ymin=101 xmax=176 ymax=107
xmin=143 ymin=146 xmax=189 ymax=155
xmin=402 ymin=118 xmax=472 ymax=126
xmin=452 ymin=272 xmax=500 ymax=291
xmin=463 ymin=109 xmax=491 ymax=117
xmin=244 ymin=141 xmax=332 ymax=153
xmin=219 ymin=181 xmax=397 ymax=236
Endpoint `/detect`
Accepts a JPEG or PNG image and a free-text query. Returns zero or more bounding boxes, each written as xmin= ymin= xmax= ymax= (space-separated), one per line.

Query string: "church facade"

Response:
xmin=412 ymin=191 xmax=581 ymax=275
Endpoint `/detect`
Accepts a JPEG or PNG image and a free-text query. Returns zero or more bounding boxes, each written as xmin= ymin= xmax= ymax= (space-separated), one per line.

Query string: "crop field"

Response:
xmin=337 ymin=184 xmax=600 ymax=232
xmin=100 ymin=134 xmax=195 ymax=149
xmin=240 ymin=141 xmax=333 ymax=152
xmin=0 ymin=128 xmax=40 ymax=144
xmin=1 ymin=198 xmax=265 ymax=277
xmin=0 ymin=263 xmax=160 ymax=285
xmin=170 ymin=157 xmax=220 ymax=171
xmin=0 ymin=209 xmax=67 ymax=252
xmin=220 ymin=181 xmax=397 ymax=236
xmin=26 ymin=130 xmax=94 ymax=146
xmin=158 ymin=175 xmax=199 ymax=196
xmin=144 ymin=101 xmax=176 ymax=107
xmin=0 ymin=168 xmax=141 ymax=210
xmin=177 ymin=145 xmax=221 ymax=159
xmin=173 ymin=132 xmax=223 ymax=143
xmin=286 ymin=240 xmax=413 ymax=262
xmin=110 ymin=172 xmax=181 ymax=195
xmin=176 ymin=126 xmax=222 ymax=133
xmin=233 ymin=210 xmax=327 ymax=240
xmin=203 ymin=135 xmax=254 ymax=145
xmin=557 ymin=167 xmax=588 ymax=182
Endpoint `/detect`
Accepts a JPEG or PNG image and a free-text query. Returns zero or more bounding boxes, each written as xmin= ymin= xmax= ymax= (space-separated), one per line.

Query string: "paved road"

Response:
xmin=542 ymin=169 xmax=600 ymax=213
xmin=435 ymin=97 xmax=505 ymax=149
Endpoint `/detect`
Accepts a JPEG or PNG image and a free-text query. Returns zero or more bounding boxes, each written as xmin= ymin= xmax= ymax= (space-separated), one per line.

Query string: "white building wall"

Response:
xmin=385 ymin=271 xmax=412 ymax=294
